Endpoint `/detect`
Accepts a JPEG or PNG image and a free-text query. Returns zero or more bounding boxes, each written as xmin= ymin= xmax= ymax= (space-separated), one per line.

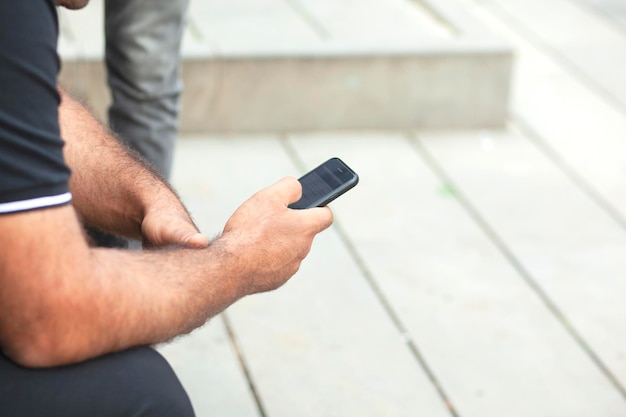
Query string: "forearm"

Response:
xmin=0 ymin=178 xmax=331 ymax=368
xmin=58 ymin=87 xmax=178 ymax=240
xmin=54 ymin=241 xmax=246 ymax=365
xmin=0 ymin=207 xmax=247 ymax=367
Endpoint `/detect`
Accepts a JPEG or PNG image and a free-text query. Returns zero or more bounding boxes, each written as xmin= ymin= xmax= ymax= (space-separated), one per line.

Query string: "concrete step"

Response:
xmin=58 ymin=0 xmax=513 ymax=132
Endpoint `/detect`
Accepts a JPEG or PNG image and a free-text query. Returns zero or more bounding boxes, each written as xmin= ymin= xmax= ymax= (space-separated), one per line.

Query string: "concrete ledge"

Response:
xmin=180 ymin=47 xmax=511 ymax=132
xmin=58 ymin=0 xmax=513 ymax=132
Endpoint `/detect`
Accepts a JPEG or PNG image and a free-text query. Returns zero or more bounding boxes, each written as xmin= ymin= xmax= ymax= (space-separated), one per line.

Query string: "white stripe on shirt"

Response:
xmin=0 ymin=192 xmax=72 ymax=214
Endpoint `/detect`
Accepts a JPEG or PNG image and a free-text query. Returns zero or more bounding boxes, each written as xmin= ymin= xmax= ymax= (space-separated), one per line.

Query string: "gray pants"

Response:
xmin=90 ymin=0 xmax=190 ymax=247
xmin=105 ymin=0 xmax=190 ymax=179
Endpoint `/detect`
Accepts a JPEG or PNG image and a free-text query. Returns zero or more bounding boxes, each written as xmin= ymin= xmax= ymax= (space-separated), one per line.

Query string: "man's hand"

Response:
xmin=141 ymin=203 xmax=209 ymax=249
xmin=0 ymin=177 xmax=331 ymax=367
xmin=222 ymin=177 xmax=333 ymax=294
xmin=58 ymin=88 xmax=208 ymax=248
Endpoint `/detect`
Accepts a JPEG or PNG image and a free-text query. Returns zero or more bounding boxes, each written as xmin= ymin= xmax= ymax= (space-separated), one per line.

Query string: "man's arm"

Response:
xmin=1 ymin=0 xmax=326 ymax=370
xmin=0 ymin=177 xmax=332 ymax=368
xmin=58 ymin=88 xmax=206 ymax=248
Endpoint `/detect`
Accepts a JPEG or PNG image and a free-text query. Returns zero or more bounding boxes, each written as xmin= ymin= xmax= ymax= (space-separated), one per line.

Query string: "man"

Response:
xmin=88 ymin=0 xmax=189 ymax=249
xmin=0 ymin=0 xmax=333 ymax=415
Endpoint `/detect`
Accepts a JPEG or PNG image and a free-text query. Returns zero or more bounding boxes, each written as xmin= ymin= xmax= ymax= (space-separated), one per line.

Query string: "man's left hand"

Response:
xmin=141 ymin=205 xmax=208 ymax=249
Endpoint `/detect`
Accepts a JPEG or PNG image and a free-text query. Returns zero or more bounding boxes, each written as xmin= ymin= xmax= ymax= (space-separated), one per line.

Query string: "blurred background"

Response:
xmin=59 ymin=0 xmax=626 ymax=416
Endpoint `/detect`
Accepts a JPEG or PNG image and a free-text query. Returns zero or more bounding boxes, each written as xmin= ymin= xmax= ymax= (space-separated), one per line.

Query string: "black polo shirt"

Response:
xmin=0 ymin=0 xmax=71 ymax=214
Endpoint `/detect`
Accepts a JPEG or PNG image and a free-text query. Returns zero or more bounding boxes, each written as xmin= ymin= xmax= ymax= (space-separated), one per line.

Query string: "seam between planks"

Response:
xmin=512 ymin=116 xmax=626 ymax=235
xmin=408 ymin=131 xmax=626 ymax=401
xmin=281 ymin=0 xmax=331 ymax=40
xmin=222 ymin=313 xmax=268 ymax=417
xmin=470 ymin=0 xmax=626 ymax=119
xmin=280 ymin=134 xmax=461 ymax=417
xmin=565 ymin=0 xmax=626 ymax=37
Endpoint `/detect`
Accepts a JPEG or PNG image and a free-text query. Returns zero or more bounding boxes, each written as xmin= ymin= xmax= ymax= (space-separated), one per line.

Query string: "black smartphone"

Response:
xmin=289 ymin=157 xmax=359 ymax=209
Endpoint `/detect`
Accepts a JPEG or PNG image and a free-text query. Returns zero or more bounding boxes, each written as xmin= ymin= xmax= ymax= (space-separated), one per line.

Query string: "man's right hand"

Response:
xmin=0 ymin=177 xmax=332 ymax=368
xmin=222 ymin=177 xmax=334 ymax=295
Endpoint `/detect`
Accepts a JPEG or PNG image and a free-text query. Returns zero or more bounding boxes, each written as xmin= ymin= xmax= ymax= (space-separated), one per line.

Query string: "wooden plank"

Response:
xmin=158 ymin=143 xmax=275 ymax=417
xmin=290 ymin=0 xmax=453 ymax=40
xmin=57 ymin=0 xmax=105 ymax=59
xmin=459 ymin=0 xmax=626 ymax=249
xmin=478 ymin=0 xmax=626 ymax=108
xmin=57 ymin=0 xmax=322 ymax=59
xmin=290 ymin=132 xmax=626 ymax=417
xmin=184 ymin=0 xmax=322 ymax=54
xmin=171 ymin=136 xmax=452 ymax=417
xmin=418 ymin=128 xmax=626 ymax=414
xmin=576 ymin=0 xmax=626 ymax=30
xmin=157 ymin=319 xmax=261 ymax=417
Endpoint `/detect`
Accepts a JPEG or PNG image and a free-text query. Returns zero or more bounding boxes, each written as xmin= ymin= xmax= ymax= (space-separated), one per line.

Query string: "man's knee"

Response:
xmin=0 ymin=347 xmax=195 ymax=417
xmin=98 ymin=347 xmax=196 ymax=417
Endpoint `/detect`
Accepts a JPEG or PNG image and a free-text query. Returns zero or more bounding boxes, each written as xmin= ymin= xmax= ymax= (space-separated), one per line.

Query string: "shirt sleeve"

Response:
xmin=0 ymin=0 xmax=72 ymax=214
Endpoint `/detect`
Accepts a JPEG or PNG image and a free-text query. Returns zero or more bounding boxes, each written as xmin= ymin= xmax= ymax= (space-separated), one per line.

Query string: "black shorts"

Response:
xmin=0 ymin=346 xmax=194 ymax=416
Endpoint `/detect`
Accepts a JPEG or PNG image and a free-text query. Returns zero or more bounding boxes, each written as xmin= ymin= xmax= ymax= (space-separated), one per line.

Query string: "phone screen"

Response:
xmin=289 ymin=158 xmax=358 ymax=209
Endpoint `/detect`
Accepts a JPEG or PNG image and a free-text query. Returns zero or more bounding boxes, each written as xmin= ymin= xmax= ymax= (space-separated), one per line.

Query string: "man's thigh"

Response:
xmin=0 ymin=346 xmax=194 ymax=417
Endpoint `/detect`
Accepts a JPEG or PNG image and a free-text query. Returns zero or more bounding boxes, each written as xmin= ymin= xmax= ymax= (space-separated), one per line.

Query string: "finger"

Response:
xmin=264 ymin=176 xmax=302 ymax=206
xmin=299 ymin=206 xmax=334 ymax=233
xmin=166 ymin=221 xmax=208 ymax=248
xmin=142 ymin=214 xmax=208 ymax=248
xmin=182 ymin=232 xmax=209 ymax=248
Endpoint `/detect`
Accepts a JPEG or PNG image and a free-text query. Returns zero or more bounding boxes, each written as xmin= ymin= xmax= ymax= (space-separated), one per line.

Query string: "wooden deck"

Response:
xmin=148 ymin=0 xmax=626 ymax=415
